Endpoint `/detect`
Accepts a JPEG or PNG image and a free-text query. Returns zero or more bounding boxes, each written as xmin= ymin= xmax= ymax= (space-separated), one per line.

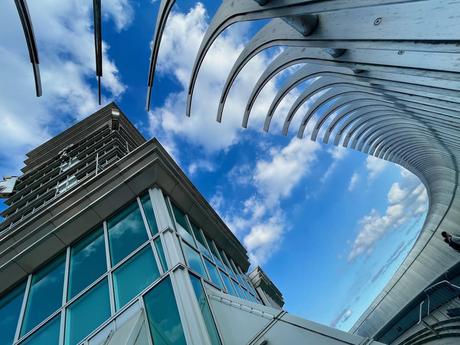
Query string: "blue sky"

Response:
xmin=0 ymin=0 xmax=428 ymax=331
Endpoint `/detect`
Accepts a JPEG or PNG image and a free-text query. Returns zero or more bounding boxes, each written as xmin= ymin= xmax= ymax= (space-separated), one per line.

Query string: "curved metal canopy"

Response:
xmin=147 ymin=0 xmax=460 ymax=342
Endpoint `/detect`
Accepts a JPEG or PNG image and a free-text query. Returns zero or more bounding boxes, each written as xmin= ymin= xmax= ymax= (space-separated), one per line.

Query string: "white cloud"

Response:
xmin=348 ymin=168 xmax=428 ymax=261
xmin=348 ymin=172 xmax=360 ymax=192
xmin=0 ymin=0 xmax=132 ymax=173
xmin=254 ymin=138 xmax=320 ymax=205
xmin=147 ymin=4 xmax=288 ymax=154
xmin=366 ymin=156 xmax=388 ymax=181
xmin=321 ymin=146 xmax=348 ymax=183
xmin=223 ymin=137 xmax=320 ymax=266
xmin=188 ymin=159 xmax=215 ymax=175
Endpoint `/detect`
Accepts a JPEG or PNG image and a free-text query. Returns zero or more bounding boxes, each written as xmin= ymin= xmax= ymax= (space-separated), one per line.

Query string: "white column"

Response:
xmin=149 ymin=187 xmax=212 ymax=345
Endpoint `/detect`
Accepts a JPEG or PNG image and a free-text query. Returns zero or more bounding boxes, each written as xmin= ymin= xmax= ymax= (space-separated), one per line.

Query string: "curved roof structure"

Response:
xmin=146 ymin=0 xmax=460 ymax=341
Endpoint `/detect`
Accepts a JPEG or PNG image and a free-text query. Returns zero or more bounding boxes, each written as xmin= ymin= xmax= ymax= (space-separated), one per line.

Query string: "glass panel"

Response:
xmin=108 ymin=201 xmax=149 ymax=265
xmin=154 ymin=238 xmax=168 ymax=272
xmin=218 ymin=249 xmax=235 ymax=278
xmin=190 ymin=224 xmax=210 ymax=257
xmin=140 ymin=194 xmax=158 ymax=235
xmin=190 ymin=276 xmax=222 ymax=345
xmin=183 ymin=243 xmax=208 ymax=279
xmin=68 ymin=228 xmax=106 ymax=299
xmin=21 ymin=255 xmax=65 ymax=336
xmin=144 ymin=277 xmax=186 ymax=345
xmin=21 ymin=315 xmax=60 ymax=345
xmin=220 ymin=272 xmax=237 ymax=297
xmin=113 ymin=247 xmax=160 ymax=310
xmin=204 ymin=259 xmax=223 ymax=290
xmin=65 ymin=279 xmax=110 ymax=345
xmin=0 ymin=282 xmax=26 ymax=345
xmin=171 ymin=203 xmax=194 ymax=244
xmin=205 ymin=237 xmax=225 ymax=271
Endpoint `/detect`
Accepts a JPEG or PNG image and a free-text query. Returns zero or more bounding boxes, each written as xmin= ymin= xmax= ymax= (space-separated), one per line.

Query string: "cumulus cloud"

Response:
xmin=147 ymin=3 xmax=290 ymax=154
xmin=223 ymin=137 xmax=320 ymax=265
xmin=366 ymin=156 xmax=388 ymax=181
xmin=0 ymin=0 xmax=131 ymax=173
xmin=348 ymin=168 xmax=428 ymax=261
xmin=254 ymin=138 xmax=320 ymax=205
xmin=348 ymin=172 xmax=360 ymax=192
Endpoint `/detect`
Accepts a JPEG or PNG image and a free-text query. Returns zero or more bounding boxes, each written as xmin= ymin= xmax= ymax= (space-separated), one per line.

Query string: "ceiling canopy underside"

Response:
xmin=145 ymin=0 xmax=460 ymax=340
xmin=14 ymin=0 xmax=460 ymax=341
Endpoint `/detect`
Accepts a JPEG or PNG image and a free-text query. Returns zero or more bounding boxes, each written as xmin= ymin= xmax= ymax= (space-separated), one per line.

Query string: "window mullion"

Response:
xmin=14 ymin=274 xmax=32 ymax=343
xmin=103 ymin=221 xmax=116 ymax=315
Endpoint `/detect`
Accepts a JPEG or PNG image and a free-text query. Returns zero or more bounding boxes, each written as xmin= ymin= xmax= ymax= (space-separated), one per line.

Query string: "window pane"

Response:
xmin=0 ymin=282 xmax=26 ymax=345
xmin=171 ymin=203 xmax=194 ymax=244
xmin=154 ymin=238 xmax=168 ymax=272
xmin=108 ymin=201 xmax=149 ymax=265
xmin=65 ymin=279 xmax=110 ymax=345
xmin=68 ymin=228 xmax=106 ymax=299
xmin=191 ymin=224 xmax=210 ymax=257
xmin=22 ymin=255 xmax=65 ymax=336
xmin=205 ymin=237 xmax=225 ymax=271
xmin=141 ymin=194 xmax=158 ymax=235
xmin=190 ymin=276 xmax=222 ymax=345
xmin=113 ymin=247 xmax=160 ymax=310
xmin=21 ymin=315 xmax=60 ymax=345
xmin=220 ymin=273 xmax=237 ymax=297
xmin=183 ymin=243 xmax=208 ymax=279
xmin=204 ymin=259 xmax=223 ymax=290
xmin=144 ymin=277 xmax=186 ymax=345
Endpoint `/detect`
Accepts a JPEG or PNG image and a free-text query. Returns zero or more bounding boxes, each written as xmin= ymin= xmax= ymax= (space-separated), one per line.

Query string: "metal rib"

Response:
xmin=146 ymin=0 xmax=176 ymax=111
xmin=14 ymin=0 xmax=42 ymax=97
xmin=93 ymin=0 xmax=102 ymax=105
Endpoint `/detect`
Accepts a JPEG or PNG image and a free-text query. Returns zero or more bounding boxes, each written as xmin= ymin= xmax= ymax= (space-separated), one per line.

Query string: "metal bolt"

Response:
xmin=374 ymin=17 xmax=382 ymax=25
xmin=398 ymin=50 xmax=404 ymax=55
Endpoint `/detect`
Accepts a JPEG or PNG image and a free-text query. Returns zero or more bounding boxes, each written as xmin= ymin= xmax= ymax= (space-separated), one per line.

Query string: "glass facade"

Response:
xmin=0 ymin=283 xmax=26 ymax=345
xmin=65 ymin=279 xmax=110 ymax=345
xmin=113 ymin=246 xmax=160 ymax=310
xmin=144 ymin=277 xmax=186 ymax=345
xmin=0 ymin=188 xmax=259 ymax=345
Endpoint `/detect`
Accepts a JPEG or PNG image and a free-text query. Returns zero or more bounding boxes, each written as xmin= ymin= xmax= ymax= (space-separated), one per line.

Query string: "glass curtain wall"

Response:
xmin=166 ymin=197 xmax=261 ymax=304
xmin=0 ymin=191 xmax=183 ymax=345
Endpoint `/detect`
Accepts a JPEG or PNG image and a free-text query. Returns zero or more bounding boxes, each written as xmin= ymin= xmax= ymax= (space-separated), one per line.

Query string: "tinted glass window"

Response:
xmin=171 ymin=203 xmax=194 ymax=244
xmin=205 ymin=237 xmax=225 ymax=270
xmin=68 ymin=228 xmax=106 ymax=299
xmin=113 ymin=247 xmax=160 ymax=310
xmin=0 ymin=282 xmax=26 ymax=345
xmin=21 ymin=255 xmax=65 ymax=336
xmin=220 ymin=273 xmax=237 ymax=297
xmin=183 ymin=243 xmax=208 ymax=279
xmin=21 ymin=315 xmax=60 ymax=345
xmin=190 ymin=224 xmax=210 ymax=257
xmin=190 ymin=276 xmax=221 ymax=345
xmin=154 ymin=238 xmax=168 ymax=272
xmin=141 ymin=194 xmax=158 ymax=235
xmin=108 ymin=201 xmax=149 ymax=265
xmin=144 ymin=277 xmax=186 ymax=345
xmin=204 ymin=259 xmax=223 ymax=290
xmin=65 ymin=279 xmax=110 ymax=345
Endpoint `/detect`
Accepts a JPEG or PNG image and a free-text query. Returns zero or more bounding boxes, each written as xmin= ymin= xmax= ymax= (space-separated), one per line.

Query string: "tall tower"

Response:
xmin=0 ymin=104 xmax=382 ymax=345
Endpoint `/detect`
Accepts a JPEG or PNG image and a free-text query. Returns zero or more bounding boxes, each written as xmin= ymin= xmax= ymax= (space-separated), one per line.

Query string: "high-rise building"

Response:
xmin=0 ymin=104 xmax=383 ymax=345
